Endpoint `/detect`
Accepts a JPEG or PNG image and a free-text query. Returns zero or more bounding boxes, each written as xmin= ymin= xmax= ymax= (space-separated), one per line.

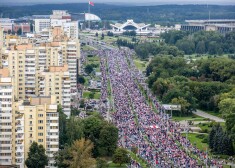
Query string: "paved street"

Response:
xmin=193 ymin=110 xmax=225 ymax=122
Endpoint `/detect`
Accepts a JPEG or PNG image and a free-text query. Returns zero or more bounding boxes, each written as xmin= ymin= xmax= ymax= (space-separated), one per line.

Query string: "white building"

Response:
xmin=110 ymin=19 xmax=151 ymax=35
xmin=63 ymin=21 xmax=79 ymax=39
xmin=0 ymin=68 xmax=13 ymax=166
xmin=34 ymin=19 xmax=51 ymax=33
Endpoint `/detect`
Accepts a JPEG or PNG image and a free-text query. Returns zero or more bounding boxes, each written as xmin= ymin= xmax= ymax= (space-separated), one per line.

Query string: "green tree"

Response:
xmin=98 ymin=124 xmax=118 ymax=156
xmin=171 ymin=97 xmax=190 ymax=116
xmin=58 ymin=105 xmax=68 ymax=148
xmin=77 ymin=75 xmax=86 ymax=85
xmin=66 ymin=117 xmax=84 ymax=145
xmin=85 ymin=65 xmax=94 ymax=76
xmin=89 ymin=92 xmax=95 ymax=99
xmin=96 ymin=158 xmax=108 ymax=168
xmin=112 ymin=148 xmax=130 ymax=166
xmin=17 ymin=28 xmax=22 ymax=35
xmin=176 ymin=39 xmax=195 ymax=55
xmin=82 ymin=116 xmax=103 ymax=156
xmin=195 ymin=41 xmax=205 ymax=54
xmin=209 ymin=125 xmax=217 ymax=149
xmin=25 ymin=142 xmax=48 ymax=168
xmin=54 ymin=146 xmax=71 ymax=168
xmin=101 ymin=33 xmax=104 ymax=40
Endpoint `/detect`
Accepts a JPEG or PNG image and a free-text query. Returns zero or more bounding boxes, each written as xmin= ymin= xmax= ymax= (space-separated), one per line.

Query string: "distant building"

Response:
xmin=110 ymin=19 xmax=151 ymax=35
xmin=34 ymin=10 xmax=78 ymax=39
xmin=153 ymin=24 xmax=181 ymax=35
xmin=13 ymin=23 xmax=30 ymax=34
xmin=181 ymin=19 xmax=235 ymax=34
xmin=0 ymin=18 xmax=30 ymax=34
xmin=34 ymin=19 xmax=51 ymax=33
xmin=0 ymin=18 xmax=14 ymax=32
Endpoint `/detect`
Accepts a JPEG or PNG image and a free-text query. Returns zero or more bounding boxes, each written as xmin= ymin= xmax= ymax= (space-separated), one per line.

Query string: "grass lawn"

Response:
xmin=108 ymin=162 xmax=126 ymax=168
xmin=87 ymin=56 xmax=100 ymax=62
xmin=172 ymin=114 xmax=204 ymax=121
xmin=181 ymin=133 xmax=208 ymax=151
xmin=83 ymin=91 xmax=101 ymax=99
xmin=134 ymin=59 xmax=148 ymax=71
xmin=81 ymin=45 xmax=96 ymax=51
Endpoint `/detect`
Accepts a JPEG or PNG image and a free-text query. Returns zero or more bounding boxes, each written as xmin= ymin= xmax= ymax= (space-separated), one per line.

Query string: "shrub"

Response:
xmin=196 ymin=134 xmax=205 ymax=139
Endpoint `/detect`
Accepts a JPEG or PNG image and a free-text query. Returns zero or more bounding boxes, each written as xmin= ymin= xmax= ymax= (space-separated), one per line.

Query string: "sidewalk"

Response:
xmin=193 ymin=109 xmax=225 ymax=123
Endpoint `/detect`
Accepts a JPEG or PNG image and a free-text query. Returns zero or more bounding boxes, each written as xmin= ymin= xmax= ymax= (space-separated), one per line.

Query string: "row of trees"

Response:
xmin=135 ymin=43 xmax=184 ymax=59
xmin=116 ymin=39 xmax=135 ymax=49
xmin=146 ymin=55 xmax=235 ymax=154
xmin=161 ymin=31 xmax=235 ymax=55
xmin=147 ymin=56 xmax=234 ymax=114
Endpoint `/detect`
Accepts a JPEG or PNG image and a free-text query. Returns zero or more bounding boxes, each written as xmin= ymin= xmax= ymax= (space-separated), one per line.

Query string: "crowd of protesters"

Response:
xmin=98 ymin=48 xmax=222 ymax=168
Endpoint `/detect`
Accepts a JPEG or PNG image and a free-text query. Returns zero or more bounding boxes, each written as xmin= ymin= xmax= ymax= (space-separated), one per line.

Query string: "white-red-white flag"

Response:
xmin=89 ymin=1 xmax=94 ymax=6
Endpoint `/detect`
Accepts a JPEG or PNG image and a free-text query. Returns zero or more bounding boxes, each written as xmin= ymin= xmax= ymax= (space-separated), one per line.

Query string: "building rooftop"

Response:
xmin=0 ymin=68 xmax=10 ymax=77
xmin=49 ymin=64 xmax=69 ymax=72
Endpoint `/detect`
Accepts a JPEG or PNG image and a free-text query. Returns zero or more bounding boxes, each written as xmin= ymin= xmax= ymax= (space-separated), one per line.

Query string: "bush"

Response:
xmin=196 ymin=134 xmax=205 ymax=139
xmin=202 ymin=129 xmax=208 ymax=133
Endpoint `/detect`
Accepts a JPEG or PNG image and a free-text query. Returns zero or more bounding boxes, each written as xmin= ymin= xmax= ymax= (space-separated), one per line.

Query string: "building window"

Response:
xmin=38 ymin=114 xmax=43 ymax=117
xmin=38 ymin=139 xmax=43 ymax=142
xmin=38 ymin=126 xmax=43 ymax=130
xmin=38 ymin=120 xmax=43 ymax=124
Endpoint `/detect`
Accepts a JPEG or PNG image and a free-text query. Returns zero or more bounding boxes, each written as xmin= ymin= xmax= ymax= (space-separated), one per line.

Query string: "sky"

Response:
xmin=0 ymin=0 xmax=234 ymax=5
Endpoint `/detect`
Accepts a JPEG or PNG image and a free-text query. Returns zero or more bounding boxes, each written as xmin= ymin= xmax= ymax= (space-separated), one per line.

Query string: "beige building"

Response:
xmin=36 ymin=65 xmax=71 ymax=117
xmin=1 ymin=30 xmax=80 ymax=113
xmin=13 ymin=96 xmax=59 ymax=168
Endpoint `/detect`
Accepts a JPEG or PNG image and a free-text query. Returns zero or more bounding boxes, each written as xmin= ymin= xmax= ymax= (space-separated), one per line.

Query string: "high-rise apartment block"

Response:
xmin=13 ymin=96 xmax=59 ymax=168
xmin=0 ymin=68 xmax=14 ymax=166
xmin=0 ymin=10 xmax=80 ymax=168
xmin=36 ymin=65 xmax=71 ymax=116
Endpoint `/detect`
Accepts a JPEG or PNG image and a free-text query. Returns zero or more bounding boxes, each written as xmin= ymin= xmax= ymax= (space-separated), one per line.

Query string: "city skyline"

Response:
xmin=0 ymin=0 xmax=235 ymax=5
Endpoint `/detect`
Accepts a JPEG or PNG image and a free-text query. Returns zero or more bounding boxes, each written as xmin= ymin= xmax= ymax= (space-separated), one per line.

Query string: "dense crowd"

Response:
xmin=98 ymin=48 xmax=222 ymax=168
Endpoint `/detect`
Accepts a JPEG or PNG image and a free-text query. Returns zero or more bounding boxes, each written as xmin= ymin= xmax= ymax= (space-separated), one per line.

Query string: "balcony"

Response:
xmin=16 ymin=129 xmax=24 ymax=134
xmin=46 ymin=117 xmax=59 ymax=121
xmin=16 ymin=147 xmax=24 ymax=152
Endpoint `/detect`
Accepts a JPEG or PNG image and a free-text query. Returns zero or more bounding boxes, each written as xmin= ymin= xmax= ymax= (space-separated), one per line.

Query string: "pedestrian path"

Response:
xmin=193 ymin=110 xmax=225 ymax=122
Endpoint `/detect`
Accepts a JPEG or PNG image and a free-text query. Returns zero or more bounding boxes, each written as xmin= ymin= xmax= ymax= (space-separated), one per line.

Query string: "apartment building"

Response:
xmin=13 ymin=96 xmax=59 ymax=168
xmin=3 ymin=35 xmax=80 ymax=99
xmin=0 ymin=68 xmax=14 ymax=166
xmin=36 ymin=65 xmax=71 ymax=117
xmin=34 ymin=10 xmax=78 ymax=39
